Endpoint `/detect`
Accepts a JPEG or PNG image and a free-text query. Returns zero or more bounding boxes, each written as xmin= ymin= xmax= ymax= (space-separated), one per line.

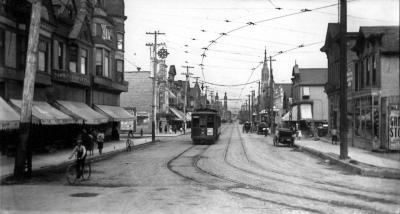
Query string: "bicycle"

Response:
xmin=66 ymin=161 xmax=92 ymax=184
xmin=126 ymin=138 xmax=133 ymax=151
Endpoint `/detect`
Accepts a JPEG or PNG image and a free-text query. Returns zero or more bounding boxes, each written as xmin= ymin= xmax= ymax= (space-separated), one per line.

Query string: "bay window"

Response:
xmin=80 ymin=49 xmax=87 ymax=74
xmin=69 ymin=45 xmax=78 ymax=73
xmin=96 ymin=47 xmax=110 ymax=78
xmin=117 ymin=33 xmax=124 ymax=50
xmin=38 ymin=40 xmax=48 ymax=72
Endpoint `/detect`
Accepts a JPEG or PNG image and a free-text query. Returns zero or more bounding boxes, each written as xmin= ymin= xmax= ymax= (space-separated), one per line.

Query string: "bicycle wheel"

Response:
xmin=66 ymin=164 xmax=77 ymax=184
xmin=82 ymin=162 xmax=91 ymax=180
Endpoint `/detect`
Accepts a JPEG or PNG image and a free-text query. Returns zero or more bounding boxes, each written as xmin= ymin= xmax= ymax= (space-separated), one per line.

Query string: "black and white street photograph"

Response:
xmin=0 ymin=0 xmax=399 ymax=213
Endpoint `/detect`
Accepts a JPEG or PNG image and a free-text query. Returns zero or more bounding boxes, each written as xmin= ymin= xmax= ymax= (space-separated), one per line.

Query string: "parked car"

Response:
xmin=273 ymin=128 xmax=295 ymax=147
xmin=257 ymin=122 xmax=268 ymax=135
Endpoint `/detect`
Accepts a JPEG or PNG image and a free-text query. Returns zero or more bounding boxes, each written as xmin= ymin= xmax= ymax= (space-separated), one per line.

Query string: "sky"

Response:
xmin=123 ymin=0 xmax=399 ymax=112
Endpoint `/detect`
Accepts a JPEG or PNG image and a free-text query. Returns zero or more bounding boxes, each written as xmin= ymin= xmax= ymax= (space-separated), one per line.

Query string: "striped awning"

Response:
xmin=10 ymin=99 xmax=75 ymax=125
xmin=55 ymin=100 xmax=108 ymax=125
xmin=0 ymin=97 xmax=19 ymax=130
xmin=94 ymin=104 xmax=134 ymax=122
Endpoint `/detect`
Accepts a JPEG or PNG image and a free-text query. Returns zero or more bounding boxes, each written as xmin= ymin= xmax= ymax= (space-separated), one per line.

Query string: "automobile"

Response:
xmin=257 ymin=122 xmax=268 ymax=135
xmin=273 ymin=128 xmax=295 ymax=147
xmin=243 ymin=122 xmax=251 ymax=133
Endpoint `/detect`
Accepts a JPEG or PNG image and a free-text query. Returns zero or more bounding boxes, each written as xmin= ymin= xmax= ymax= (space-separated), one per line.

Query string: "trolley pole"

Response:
xmin=14 ymin=0 xmax=42 ymax=180
xmin=146 ymin=31 xmax=165 ymax=143
xmin=181 ymin=66 xmax=194 ymax=134
xmin=339 ymin=0 xmax=348 ymax=159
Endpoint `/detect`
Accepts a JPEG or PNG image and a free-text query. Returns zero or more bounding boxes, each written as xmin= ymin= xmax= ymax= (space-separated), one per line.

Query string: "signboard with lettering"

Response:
xmin=389 ymin=109 xmax=400 ymax=150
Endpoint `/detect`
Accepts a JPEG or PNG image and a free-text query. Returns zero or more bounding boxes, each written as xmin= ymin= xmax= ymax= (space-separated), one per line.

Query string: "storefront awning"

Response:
xmin=282 ymin=106 xmax=298 ymax=121
xmin=170 ymin=107 xmax=185 ymax=121
xmin=55 ymin=101 xmax=108 ymax=125
xmin=0 ymin=97 xmax=20 ymax=130
xmin=300 ymin=104 xmax=313 ymax=120
xmin=10 ymin=99 xmax=75 ymax=125
xmin=94 ymin=104 xmax=134 ymax=122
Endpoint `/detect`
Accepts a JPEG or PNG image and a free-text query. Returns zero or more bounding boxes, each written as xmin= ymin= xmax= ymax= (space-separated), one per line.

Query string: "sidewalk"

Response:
xmin=0 ymin=131 xmax=186 ymax=181
xmin=295 ymin=137 xmax=400 ymax=179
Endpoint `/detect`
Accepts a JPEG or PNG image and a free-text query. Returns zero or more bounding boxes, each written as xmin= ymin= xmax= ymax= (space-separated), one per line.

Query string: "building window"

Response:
xmin=58 ymin=41 xmax=64 ymax=69
xmin=104 ymin=49 xmax=110 ymax=77
xmin=354 ymin=62 xmax=359 ymax=91
xmin=360 ymin=59 xmax=364 ymax=89
xmin=116 ymin=59 xmax=123 ymax=82
xmin=69 ymin=45 xmax=78 ymax=73
xmin=117 ymin=33 xmax=124 ymax=50
xmin=302 ymin=86 xmax=310 ymax=99
xmin=4 ymin=30 xmax=16 ymax=68
xmin=365 ymin=57 xmax=370 ymax=87
xmin=0 ymin=29 xmax=4 ymax=66
xmin=96 ymin=48 xmax=103 ymax=75
xmin=80 ymin=49 xmax=87 ymax=74
xmin=372 ymin=55 xmax=377 ymax=86
xmin=38 ymin=40 xmax=48 ymax=72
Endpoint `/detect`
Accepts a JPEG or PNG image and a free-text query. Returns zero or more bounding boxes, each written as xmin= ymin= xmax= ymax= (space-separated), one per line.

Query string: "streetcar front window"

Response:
xmin=192 ymin=118 xmax=199 ymax=127
xmin=207 ymin=115 xmax=214 ymax=128
xmin=199 ymin=115 xmax=207 ymax=128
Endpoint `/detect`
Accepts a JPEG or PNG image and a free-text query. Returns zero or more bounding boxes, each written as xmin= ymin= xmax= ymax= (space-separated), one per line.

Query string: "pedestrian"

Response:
xmin=97 ymin=129 xmax=105 ymax=155
xmin=297 ymin=130 xmax=302 ymax=141
xmin=331 ymin=128 xmax=338 ymax=145
xmin=87 ymin=131 xmax=94 ymax=156
xmin=140 ymin=128 xmax=143 ymax=137
xmin=68 ymin=136 xmax=87 ymax=179
xmin=164 ymin=125 xmax=167 ymax=133
xmin=81 ymin=129 xmax=91 ymax=152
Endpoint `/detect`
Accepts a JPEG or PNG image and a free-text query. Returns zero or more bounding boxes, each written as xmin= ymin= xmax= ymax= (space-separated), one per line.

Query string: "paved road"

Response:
xmin=1 ymin=123 xmax=400 ymax=213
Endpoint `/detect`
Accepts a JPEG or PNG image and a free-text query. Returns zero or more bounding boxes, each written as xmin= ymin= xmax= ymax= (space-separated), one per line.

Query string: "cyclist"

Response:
xmin=68 ymin=136 xmax=87 ymax=179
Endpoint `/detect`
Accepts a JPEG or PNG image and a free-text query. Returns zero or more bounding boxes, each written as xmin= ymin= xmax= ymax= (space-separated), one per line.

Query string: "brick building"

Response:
xmin=0 ymin=0 xmax=132 ymax=153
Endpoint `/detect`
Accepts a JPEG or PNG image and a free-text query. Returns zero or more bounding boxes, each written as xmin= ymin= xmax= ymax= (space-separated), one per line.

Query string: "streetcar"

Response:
xmin=191 ymin=108 xmax=221 ymax=144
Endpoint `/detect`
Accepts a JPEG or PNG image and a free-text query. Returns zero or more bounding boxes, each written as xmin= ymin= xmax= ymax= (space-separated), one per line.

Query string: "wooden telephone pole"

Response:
xmin=339 ymin=0 xmax=348 ymax=159
xmin=267 ymin=56 xmax=276 ymax=133
xmin=181 ymin=65 xmax=194 ymax=134
xmin=14 ymin=0 xmax=42 ymax=179
xmin=146 ymin=31 xmax=165 ymax=143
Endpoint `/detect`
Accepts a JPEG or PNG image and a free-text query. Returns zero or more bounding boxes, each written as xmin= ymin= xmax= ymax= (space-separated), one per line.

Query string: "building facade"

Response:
xmin=320 ymin=23 xmax=358 ymax=140
xmin=351 ymin=26 xmax=399 ymax=150
xmin=288 ymin=64 xmax=328 ymax=134
xmin=0 ymin=0 xmax=130 ymax=153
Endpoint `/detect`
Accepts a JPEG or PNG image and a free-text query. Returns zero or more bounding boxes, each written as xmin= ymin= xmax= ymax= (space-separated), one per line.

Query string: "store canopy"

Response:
xmin=10 ymin=99 xmax=74 ymax=125
xmin=300 ymin=104 xmax=313 ymax=120
xmin=0 ymin=97 xmax=20 ymax=130
xmin=94 ymin=104 xmax=134 ymax=122
xmin=170 ymin=107 xmax=185 ymax=121
xmin=186 ymin=112 xmax=192 ymax=121
xmin=282 ymin=106 xmax=298 ymax=121
xmin=55 ymin=100 xmax=108 ymax=125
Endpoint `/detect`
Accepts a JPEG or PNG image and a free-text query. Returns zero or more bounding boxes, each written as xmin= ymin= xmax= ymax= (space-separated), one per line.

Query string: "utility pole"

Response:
xmin=267 ymin=56 xmax=276 ymax=133
xmin=258 ymin=81 xmax=261 ymax=121
xmin=204 ymin=85 xmax=209 ymax=107
xmin=339 ymin=0 xmax=348 ymax=159
xmin=181 ymin=65 xmax=194 ymax=134
xmin=146 ymin=31 xmax=165 ymax=143
xmin=14 ymin=0 xmax=42 ymax=180
xmin=247 ymin=94 xmax=251 ymax=122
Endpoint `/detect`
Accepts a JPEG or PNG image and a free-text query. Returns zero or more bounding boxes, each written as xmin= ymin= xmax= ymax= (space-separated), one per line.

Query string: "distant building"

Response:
xmin=285 ymin=64 xmax=328 ymax=134
xmin=121 ymin=71 xmax=152 ymax=133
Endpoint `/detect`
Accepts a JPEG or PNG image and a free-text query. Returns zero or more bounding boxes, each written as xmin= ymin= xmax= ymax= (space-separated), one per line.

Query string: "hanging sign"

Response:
xmin=389 ymin=109 xmax=400 ymax=150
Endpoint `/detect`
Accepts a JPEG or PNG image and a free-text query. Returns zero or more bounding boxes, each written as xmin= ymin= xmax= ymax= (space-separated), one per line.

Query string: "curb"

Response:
xmin=296 ymin=144 xmax=400 ymax=180
xmin=1 ymin=140 xmax=160 ymax=183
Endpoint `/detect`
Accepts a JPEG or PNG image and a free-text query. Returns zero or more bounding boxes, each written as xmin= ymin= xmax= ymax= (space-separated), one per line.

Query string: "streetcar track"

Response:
xmin=167 ymin=126 xmax=324 ymax=213
xmin=219 ymin=124 xmax=396 ymax=213
xmin=236 ymin=124 xmax=400 ymax=201
xmin=167 ymin=124 xmax=397 ymax=213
